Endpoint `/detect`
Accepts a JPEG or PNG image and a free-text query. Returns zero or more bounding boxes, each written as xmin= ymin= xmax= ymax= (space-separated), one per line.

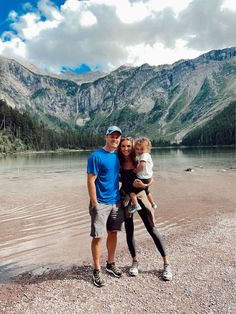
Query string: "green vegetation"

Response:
xmin=149 ymin=98 xmax=166 ymax=123
xmin=180 ymin=78 xmax=216 ymax=123
xmin=0 ymin=130 xmax=26 ymax=154
xmin=166 ymin=91 xmax=188 ymax=122
xmin=168 ymin=84 xmax=181 ymax=101
xmin=31 ymin=88 xmax=50 ymax=99
xmin=181 ymin=101 xmax=236 ymax=146
xmin=0 ymin=99 xmax=103 ymax=154
xmin=99 ymin=107 xmax=140 ymax=131
xmin=1 ymin=94 xmax=234 ymax=155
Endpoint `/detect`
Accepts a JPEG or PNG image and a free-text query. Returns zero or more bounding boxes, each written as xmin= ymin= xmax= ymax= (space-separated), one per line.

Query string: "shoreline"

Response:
xmin=1 ymin=144 xmax=235 ymax=158
xmin=0 ymin=209 xmax=235 ymax=313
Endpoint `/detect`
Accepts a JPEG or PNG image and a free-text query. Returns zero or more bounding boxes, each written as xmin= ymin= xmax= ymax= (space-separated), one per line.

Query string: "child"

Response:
xmin=129 ymin=137 xmax=157 ymax=213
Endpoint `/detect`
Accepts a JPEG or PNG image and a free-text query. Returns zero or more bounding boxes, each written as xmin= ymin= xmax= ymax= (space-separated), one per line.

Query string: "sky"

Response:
xmin=0 ymin=0 xmax=236 ymax=74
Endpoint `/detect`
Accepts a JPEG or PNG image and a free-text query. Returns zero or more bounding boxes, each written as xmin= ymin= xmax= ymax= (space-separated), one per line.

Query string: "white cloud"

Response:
xmin=126 ymin=40 xmax=203 ymax=66
xmin=0 ymin=0 xmax=235 ymax=73
xmin=0 ymin=35 xmax=26 ymax=59
xmin=221 ymin=0 xmax=236 ymax=11
xmin=12 ymin=12 xmax=61 ymax=40
xmin=146 ymin=0 xmax=191 ymax=15
xmin=80 ymin=11 xmax=97 ymax=27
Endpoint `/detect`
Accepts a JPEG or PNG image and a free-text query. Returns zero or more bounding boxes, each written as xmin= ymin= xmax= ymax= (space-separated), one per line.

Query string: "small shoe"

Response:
xmin=128 ymin=203 xmax=142 ymax=214
xmin=106 ymin=262 xmax=122 ymax=278
xmin=152 ymin=203 xmax=157 ymax=209
xmin=92 ymin=269 xmax=105 ymax=287
xmin=163 ymin=264 xmax=172 ymax=281
xmin=129 ymin=261 xmax=139 ymax=276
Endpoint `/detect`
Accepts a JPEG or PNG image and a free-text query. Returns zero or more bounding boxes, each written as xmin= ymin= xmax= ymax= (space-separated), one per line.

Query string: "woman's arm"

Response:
xmin=133 ymin=177 xmax=154 ymax=189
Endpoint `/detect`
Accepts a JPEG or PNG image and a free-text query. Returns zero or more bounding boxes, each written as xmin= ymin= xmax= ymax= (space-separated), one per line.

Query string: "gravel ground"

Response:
xmin=1 ymin=210 xmax=235 ymax=314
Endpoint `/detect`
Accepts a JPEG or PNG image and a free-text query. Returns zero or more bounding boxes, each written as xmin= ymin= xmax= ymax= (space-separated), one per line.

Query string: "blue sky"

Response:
xmin=0 ymin=1 xmax=63 ymax=33
xmin=0 ymin=0 xmax=235 ymax=74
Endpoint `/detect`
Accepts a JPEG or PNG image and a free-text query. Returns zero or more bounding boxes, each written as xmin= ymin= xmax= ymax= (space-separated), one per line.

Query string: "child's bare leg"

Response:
xmin=130 ymin=192 xmax=138 ymax=205
xmin=147 ymin=192 xmax=154 ymax=204
xmin=147 ymin=193 xmax=157 ymax=209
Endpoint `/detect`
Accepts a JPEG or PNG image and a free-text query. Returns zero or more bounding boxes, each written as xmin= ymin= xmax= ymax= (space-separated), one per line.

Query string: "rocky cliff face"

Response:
xmin=0 ymin=47 xmax=235 ymax=142
xmin=0 ymin=58 xmax=79 ymax=120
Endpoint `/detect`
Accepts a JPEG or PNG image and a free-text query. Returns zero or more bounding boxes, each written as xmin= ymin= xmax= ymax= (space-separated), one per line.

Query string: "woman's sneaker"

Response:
xmin=163 ymin=264 xmax=172 ymax=281
xmin=128 ymin=203 xmax=142 ymax=214
xmin=129 ymin=261 xmax=139 ymax=276
xmin=92 ymin=269 xmax=105 ymax=287
xmin=106 ymin=262 xmax=122 ymax=278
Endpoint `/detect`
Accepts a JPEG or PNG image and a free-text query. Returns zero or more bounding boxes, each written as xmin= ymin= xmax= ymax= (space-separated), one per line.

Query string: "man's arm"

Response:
xmin=87 ymin=173 xmax=98 ymax=207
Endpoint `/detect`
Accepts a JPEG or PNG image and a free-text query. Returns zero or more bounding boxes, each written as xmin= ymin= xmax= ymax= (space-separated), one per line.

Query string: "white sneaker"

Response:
xmin=163 ymin=264 xmax=172 ymax=281
xmin=128 ymin=203 xmax=142 ymax=214
xmin=152 ymin=202 xmax=157 ymax=209
xmin=129 ymin=261 xmax=139 ymax=276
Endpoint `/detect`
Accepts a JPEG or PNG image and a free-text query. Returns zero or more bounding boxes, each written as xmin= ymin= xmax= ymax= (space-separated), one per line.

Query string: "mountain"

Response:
xmin=0 ymin=47 xmax=235 ymax=143
xmin=59 ymin=71 xmax=106 ymax=84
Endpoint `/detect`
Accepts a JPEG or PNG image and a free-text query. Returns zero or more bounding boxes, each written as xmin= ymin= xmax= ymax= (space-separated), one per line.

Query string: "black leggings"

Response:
xmin=124 ymin=207 xmax=167 ymax=258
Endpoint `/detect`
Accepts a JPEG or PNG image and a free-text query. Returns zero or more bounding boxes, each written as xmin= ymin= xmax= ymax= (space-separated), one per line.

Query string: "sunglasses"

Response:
xmin=121 ymin=136 xmax=133 ymax=140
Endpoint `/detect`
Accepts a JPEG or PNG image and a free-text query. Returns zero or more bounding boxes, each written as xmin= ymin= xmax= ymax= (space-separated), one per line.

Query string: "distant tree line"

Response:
xmin=0 ymin=99 xmax=103 ymax=152
xmin=1 ymin=98 xmax=235 ymax=153
xmin=181 ymin=100 xmax=236 ymax=146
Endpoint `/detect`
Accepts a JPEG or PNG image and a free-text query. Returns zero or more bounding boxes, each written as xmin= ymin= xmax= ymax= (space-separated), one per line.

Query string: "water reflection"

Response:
xmin=0 ymin=147 xmax=235 ymax=280
xmin=152 ymin=146 xmax=236 ymax=171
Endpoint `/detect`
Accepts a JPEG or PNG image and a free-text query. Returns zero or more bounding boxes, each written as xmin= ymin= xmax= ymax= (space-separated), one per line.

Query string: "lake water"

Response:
xmin=0 ymin=147 xmax=235 ymax=280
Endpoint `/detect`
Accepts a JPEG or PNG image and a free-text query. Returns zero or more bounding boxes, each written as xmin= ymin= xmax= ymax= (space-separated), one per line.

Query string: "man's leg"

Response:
xmin=91 ymin=237 xmax=105 ymax=287
xmin=106 ymin=231 xmax=117 ymax=263
xmin=105 ymin=202 xmax=123 ymax=278
xmin=106 ymin=231 xmax=122 ymax=277
xmin=91 ymin=237 xmax=102 ymax=269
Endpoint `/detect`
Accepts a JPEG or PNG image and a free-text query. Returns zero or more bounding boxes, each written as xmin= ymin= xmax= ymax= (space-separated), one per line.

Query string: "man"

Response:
xmin=87 ymin=126 xmax=123 ymax=287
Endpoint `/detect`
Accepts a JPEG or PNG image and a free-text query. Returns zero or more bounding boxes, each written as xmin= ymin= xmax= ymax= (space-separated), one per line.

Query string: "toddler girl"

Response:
xmin=129 ymin=137 xmax=157 ymax=213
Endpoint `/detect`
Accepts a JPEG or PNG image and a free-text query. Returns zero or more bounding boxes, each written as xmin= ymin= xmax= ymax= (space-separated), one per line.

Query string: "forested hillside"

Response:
xmin=0 ymin=99 xmax=172 ymax=154
xmin=0 ymin=97 xmax=235 ymax=154
xmin=181 ymin=101 xmax=236 ymax=146
xmin=0 ymin=99 xmax=103 ymax=153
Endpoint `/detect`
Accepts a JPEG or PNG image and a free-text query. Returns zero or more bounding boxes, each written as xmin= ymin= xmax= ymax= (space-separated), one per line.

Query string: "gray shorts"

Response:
xmin=89 ymin=201 xmax=124 ymax=238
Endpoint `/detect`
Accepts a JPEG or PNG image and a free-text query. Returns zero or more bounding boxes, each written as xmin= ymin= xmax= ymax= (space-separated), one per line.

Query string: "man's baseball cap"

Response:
xmin=106 ymin=126 xmax=122 ymax=135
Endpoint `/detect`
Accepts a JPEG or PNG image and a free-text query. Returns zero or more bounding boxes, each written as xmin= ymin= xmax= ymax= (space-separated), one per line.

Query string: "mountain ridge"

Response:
xmin=0 ymin=47 xmax=235 ymax=142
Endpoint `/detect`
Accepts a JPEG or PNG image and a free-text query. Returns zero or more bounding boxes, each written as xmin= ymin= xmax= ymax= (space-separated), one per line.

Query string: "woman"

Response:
xmin=118 ymin=136 xmax=172 ymax=280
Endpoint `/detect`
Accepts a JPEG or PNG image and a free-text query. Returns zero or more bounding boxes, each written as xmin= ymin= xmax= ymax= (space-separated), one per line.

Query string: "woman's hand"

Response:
xmin=133 ymin=179 xmax=146 ymax=188
xmin=133 ymin=177 xmax=154 ymax=188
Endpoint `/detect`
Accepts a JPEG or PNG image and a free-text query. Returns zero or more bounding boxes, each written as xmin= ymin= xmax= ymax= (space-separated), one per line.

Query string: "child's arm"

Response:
xmin=133 ymin=160 xmax=146 ymax=173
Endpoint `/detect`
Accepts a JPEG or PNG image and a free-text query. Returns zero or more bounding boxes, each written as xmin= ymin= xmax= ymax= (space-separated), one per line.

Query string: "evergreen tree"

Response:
xmin=181 ymin=101 xmax=236 ymax=146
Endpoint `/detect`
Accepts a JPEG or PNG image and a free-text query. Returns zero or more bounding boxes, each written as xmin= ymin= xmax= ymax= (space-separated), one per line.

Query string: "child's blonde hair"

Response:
xmin=134 ymin=137 xmax=152 ymax=153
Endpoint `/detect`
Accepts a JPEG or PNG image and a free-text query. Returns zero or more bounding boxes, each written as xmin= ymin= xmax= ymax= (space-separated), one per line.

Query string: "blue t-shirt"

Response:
xmin=87 ymin=148 xmax=121 ymax=204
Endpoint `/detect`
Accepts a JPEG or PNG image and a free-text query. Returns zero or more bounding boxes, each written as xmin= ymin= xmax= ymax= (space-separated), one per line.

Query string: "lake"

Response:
xmin=0 ymin=147 xmax=235 ymax=280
